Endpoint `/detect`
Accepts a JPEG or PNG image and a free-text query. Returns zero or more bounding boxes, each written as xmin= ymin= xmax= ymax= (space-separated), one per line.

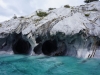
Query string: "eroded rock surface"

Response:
xmin=0 ymin=1 xmax=100 ymax=58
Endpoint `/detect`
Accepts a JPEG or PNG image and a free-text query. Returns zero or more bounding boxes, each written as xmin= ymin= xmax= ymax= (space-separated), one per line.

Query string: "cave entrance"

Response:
xmin=42 ymin=39 xmax=57 ymax=55
xmin=12 ymin=33 xmax=31 ymax=55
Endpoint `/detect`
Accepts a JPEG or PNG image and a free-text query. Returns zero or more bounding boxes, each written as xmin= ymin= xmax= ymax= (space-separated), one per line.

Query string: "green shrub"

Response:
xmin=0 ymin=24 xmax=2 ymax=27
xmin=36 ymin=11 xmax=48 ymax=17
xmin=84 ymin=0 xmax=99 ymax=3
xmin=85 ymin=14 xmax=90 ymax=17
xmin=20 ymin=16 xmax=24 ymax=18
xmin=48 ymin=8 xmax=56 ymax=10
xmin=64 ymin=5 xmax=70 ymax=8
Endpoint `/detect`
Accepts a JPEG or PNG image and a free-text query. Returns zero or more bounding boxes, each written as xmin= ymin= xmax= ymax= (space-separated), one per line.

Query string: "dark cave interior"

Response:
xmin=12 ymin=37 xmax=31 ymax=55
xmin=42 ymin=39 xmax=57 ymax=55
xmin=0 ymin=33 xmax=67 ymax=56
xmin=34 ymin=43 xmax=42 ymax=54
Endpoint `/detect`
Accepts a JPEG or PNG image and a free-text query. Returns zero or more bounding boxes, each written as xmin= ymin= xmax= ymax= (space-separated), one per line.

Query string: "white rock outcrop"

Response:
xmin=0 ymin=1 xmax=100 ymax=58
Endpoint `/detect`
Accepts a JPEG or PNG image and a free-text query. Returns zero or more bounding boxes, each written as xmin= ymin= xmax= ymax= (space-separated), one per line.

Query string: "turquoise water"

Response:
xmin=0 ymin=55 xmax=100 ymax=75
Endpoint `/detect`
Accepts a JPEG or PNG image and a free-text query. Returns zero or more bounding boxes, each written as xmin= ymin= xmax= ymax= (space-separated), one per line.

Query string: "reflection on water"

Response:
xmin=0 ymin=55 xmax=100 ymax=75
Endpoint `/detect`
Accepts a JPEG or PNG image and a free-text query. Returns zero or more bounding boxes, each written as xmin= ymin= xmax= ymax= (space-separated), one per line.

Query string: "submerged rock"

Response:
xmin=0 ymin=1 xmax=100 ymax=58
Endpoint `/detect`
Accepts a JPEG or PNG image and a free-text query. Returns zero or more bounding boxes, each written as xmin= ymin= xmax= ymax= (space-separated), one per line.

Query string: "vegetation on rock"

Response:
xmin=48 ymin=8 xmax=56 ymax=10
xmin=85 ymin=14 xmax=90 ymax=17
xmin=64 ymin=5 xmax=70 ymax=8
xmin=84 ymin=0 xmax=99 ymax=3
xmin=20 ymin=16 xmax=24 ymax=18
xmin=0 ymin=24 xmax=2 ymax=27
xmin=36 ymin=11 xmax=48 ymax=17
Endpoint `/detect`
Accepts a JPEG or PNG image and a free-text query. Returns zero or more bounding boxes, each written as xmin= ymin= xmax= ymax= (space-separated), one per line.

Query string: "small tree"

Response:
xmin=84 ymin=0 xmax=99 ymax=3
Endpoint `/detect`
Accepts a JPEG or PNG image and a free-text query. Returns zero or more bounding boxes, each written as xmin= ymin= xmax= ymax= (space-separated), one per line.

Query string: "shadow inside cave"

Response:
xmin=34 ymin=39 xmax=67 ymax=56
xmin=42 ymin=39 xmax=57 ymax=56
xmin=12 ymin=38 xmax=31 ymax=55
xmin=12 ymin=33 xmax=31 ymax=55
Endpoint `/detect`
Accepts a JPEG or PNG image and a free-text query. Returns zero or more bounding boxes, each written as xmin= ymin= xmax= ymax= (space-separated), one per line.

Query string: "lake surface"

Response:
xmin=0 ymin=55 xmax=100 ymax=75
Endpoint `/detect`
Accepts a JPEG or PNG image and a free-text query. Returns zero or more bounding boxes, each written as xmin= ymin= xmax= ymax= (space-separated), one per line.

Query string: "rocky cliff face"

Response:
xmin=0 ymin=1 xmax=100 ymax=59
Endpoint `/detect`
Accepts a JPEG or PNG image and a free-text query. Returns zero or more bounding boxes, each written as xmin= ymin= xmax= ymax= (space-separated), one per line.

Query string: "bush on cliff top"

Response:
xmin=36 ymin=11 xmax=48 ymax=17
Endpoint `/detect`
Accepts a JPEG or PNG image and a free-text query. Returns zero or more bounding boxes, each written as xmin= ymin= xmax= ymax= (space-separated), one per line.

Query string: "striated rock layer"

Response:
xmin=0 ymin=1 xmax=100 ymax=59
